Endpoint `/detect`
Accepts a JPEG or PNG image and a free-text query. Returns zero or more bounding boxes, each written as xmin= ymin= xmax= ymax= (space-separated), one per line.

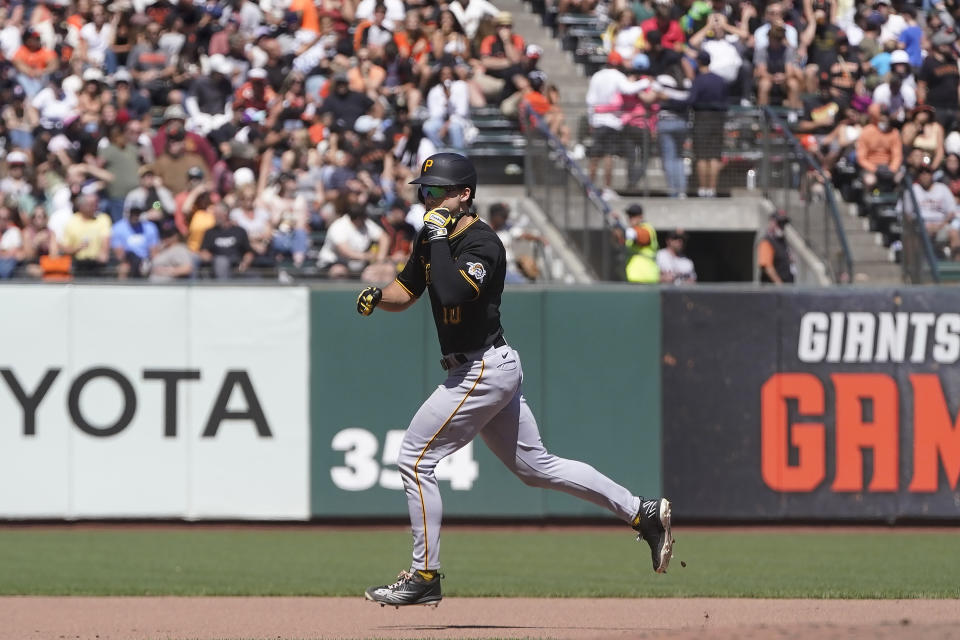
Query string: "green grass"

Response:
xmin=1 ymin=528 xmax=958 ymax=598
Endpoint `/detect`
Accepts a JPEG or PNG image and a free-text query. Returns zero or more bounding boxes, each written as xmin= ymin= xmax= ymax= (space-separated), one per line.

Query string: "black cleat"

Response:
xmin=632 ymin=497 xmax=673 ymax=574
xmin=364 ymin=570 xmax=442 ymax=607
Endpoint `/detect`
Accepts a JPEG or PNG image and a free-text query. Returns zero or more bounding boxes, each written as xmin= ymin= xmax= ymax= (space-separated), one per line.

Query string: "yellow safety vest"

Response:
xmin=625 ymin=222 xmax=660 ymax=283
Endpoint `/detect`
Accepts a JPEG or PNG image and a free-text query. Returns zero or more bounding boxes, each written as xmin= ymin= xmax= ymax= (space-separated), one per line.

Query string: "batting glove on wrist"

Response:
xmin=357 ymin=285 xmax=382 ymax=316
xmin=423 ymin=207 xmax=453 ymax=242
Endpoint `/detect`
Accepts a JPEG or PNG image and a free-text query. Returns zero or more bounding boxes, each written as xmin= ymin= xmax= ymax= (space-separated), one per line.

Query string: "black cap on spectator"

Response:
xmin=627 ymin=204 xmax=644 ymax=218
xmin=667 ymin=229 xmax=687 ymax=240
xmin=489 ymin=202 xmax=509 ymax=218
xmin=333 ymin=72 xmax=349 ymax=84
xmin=697 ymin=50 xmax=711 ymax=68
xmin=159 ymin=217 xmax=180 ymax=239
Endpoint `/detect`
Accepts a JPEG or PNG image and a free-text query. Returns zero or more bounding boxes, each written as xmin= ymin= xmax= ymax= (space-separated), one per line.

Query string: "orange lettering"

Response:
xmin=908 ymin=374 xmax=960 ymax=492
xmin=831 ymin=374 xmax=898 ymax=492
xmin=761 ymin=373 xmax=825 ymax=491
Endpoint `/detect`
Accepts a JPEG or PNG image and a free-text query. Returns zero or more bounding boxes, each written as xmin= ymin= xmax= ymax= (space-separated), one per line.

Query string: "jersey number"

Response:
xmin=442 ymin=305 xmax=461 ymax=325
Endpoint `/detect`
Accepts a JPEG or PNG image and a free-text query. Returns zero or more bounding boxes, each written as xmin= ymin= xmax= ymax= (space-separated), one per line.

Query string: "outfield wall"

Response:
xmin=1 ymin=285 xmax=958 ymax=521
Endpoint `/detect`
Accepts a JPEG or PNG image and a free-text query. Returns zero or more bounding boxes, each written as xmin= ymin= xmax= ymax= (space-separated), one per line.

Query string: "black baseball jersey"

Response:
xmin=395 ymin=216 xmax=506 ymax=355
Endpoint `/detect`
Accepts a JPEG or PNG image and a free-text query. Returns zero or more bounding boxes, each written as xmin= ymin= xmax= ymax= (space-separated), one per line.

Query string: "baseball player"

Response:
xmin=357 ymin=152 xmax=672 ymax=608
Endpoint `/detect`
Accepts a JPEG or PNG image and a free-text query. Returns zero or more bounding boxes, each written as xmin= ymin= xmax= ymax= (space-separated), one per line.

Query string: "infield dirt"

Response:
xmin=2 ymin=596 xmax=958 ymax=640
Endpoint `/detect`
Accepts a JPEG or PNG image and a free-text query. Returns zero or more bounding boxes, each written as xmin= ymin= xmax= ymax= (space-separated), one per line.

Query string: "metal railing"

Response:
xmin=760 ymin=108 xmax=854 ymax=284
xmin=524 ymin=103 xmax=855 ymax=283
xmin=896 ymin=179 xmax=941 ymax=284
xmin=523 ymin=109 xmax=624 ymax=281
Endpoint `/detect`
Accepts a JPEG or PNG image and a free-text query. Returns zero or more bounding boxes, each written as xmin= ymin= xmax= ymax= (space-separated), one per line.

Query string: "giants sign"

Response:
xmin=662 ymin=290 xmax=960 ymax=521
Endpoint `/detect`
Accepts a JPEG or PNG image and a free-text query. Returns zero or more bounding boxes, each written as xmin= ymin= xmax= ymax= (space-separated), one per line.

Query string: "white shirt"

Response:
xmin=879 ymin=13 xmax=907 ymax=44
xmin=79 ymin=22 xmax=113 ymax=61
xmin=612 ymin=26 xmax=644 ymax=60
xmin=701 ymin=38 xmax=742 ymax=84
xmin=0 ymin=25 xmax=22 ymax=61
xmin=427 ymin=80 xmax=470 ymax=121
xmin=355 ymin=0 xmax=406 ymax=30
xmin=912 ymin=182 xmax=957 ymax=224
xmin=449 ymin=0 xmax=500 ymax=39
xmin=318 ymin=214 xmax=384 ymax=268
xmin=871 ymin=82 xmax=916 ymax=120
xmin=753 ymin=22 xmax=798 ymax=51
xmin=586 ymin=68 xmax=648 ymax=130
xmin=31 ymin=88 xmax=78 ymax=126
xmin=230 ymin=207 xmax=272 ymax=238
xmin=656 ymin=248 xmax=696 ymax=284
xmin=0 ymin=226 xmax=22 ymax=252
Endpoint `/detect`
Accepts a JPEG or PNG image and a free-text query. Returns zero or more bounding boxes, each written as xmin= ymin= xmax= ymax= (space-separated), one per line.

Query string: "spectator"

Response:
xmin=644 ymin=30 xmax=688 ymax=82
xmin=488 ymin=201 xmax=544 ymax=283
xmin=653 ymin=74 xmax=690 ymax=199
xmin=856 ymin=105 xmax=902 ymax=191
xmin=479 ymin=12 xmax=526 ymax=102
xmin=871 ymin=51 xmax=916 ymax=124
xmin=757 ymin=212 xmax=795 ymax=285
xmin=377 ymin=200 xmax=416 ymax=265
xmin=124 ymin=166 xmax=176 ymax=224
xmin=153 ymin=130 xmax=209 ymax=196
xmin=152 ymin=104 xmax=217 ymax=169
xmin=97 ymin=124 xmax=141 ymax=222
xmin=897 ymin=7 xmax=923 ymax=68
xmin=911 ymin=164 xmax=959 ymax=257
xmin=150 ymin=223 xmax=196 ymax=282
xmin=753 ymin=2 xmax=799 ymax=52
xmin=622 ymin=203 xmax=659 ymax=283
xmin=62 ymin=193 xmax=112 ymax=277
xmin=902 ymin=105 xmax=945 ymax=172
xmin=1 ymin=151 xmax=32 ymax=204
xmin=21 ymin=205 xmax=60 ymax=279
xmin=230 ymin=185 xmax=273 ymax=264
xmin=0 ymin=205 xmax=24 ymax=279
xmin=187 ymin=54 xmax=234 ymax=136
xmin=356 ymin=0 xmax=406 ymax=30
xmin=199 ymin=202 xmax=254 ymax=279
xmin=755 ymin=25 xmax=802 ymax=108
xmin=586 ymin=52 xmax=650 ymax=191
xmin=12 ymin=29 xmax=58 ymax=98
xmin=937 ymin=153 xmax=960 ymax=200
xmin=354 ymin=3 xmax=395 ymax=60
xmin=919 ymin=31 xmax=960 ymax=131
xmin=688 ymin=12 xmax=748 ymax=104
xmin=876 ymin=0 xmax=906 ymax=45
xmin=657 ymin=229 xmax=696 ymax=284
xmin=604 ymin=9 xmax=646 ymax=61
xmin=3 ymin=85 xmax=37 ymax=151
xmin=689 ymin=50 xmax=727 ymax=197
xmin=321 ymin=73 xmax=375 ymax=133
xmin=449 ymin=0 xmax=499 ymax=41
xmin=316 ymin=187 xmax=390 ymax=279
xmin=641 ymin=0 xmax=685 ymax=51
xmin=519 ymin=72 xmax=570 ymax=146
xmin=424 ymin=64 xmax=472 ymax=150
xmin=128 ymin=21 xmax=176 ymax=104
xmin=111 ymin=205 xmax=160 ymax=279
xmin=258 ymin=172 xmax=310 ymax=268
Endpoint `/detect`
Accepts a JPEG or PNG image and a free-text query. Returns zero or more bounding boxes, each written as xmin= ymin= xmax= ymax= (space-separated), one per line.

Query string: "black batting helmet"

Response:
xmin=410 ymin=152 xmax=477 ymax=204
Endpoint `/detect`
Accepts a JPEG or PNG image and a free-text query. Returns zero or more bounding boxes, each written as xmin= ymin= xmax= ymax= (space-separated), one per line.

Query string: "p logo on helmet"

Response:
xmin=424 ymin=159 xmax=434 ymax=171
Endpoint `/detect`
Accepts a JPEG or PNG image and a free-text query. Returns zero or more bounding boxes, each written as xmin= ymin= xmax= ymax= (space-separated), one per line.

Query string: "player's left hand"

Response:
xmin=423 ymin=207 xmax=453 ymax=242
xmin=357 ymin=286 xmax=382 ymax=316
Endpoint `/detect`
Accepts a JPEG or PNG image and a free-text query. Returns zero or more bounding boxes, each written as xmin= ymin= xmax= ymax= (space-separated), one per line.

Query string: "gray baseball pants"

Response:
xmin=398 ymin=340 xmax=641 ymax=570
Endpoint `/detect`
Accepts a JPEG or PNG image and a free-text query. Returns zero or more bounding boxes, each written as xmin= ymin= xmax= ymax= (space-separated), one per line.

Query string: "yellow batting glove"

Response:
xmin=423 ymin=207 xmax=452 ymax=242
xmin=357 ymin=286 xmax=382 ymax=316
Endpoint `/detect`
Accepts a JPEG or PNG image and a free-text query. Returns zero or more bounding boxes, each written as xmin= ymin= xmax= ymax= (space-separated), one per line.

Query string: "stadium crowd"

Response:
xmin=579 ymin=0 xmax=960 ymax=206
xmin=0 ymin=0 xmax=559 ymax=280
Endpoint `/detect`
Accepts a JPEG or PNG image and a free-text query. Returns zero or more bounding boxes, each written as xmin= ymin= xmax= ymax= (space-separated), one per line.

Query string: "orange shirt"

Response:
xmin=290 ymin=0 xmax=320 ymax=33
xmin=394 ymin=32 xmax=430 ymax=63
xmin=855 ymin=125 xmax=903 ymax=173
xmin=13 ymin=46 xmax=56 ymax=72
xmin=523 ymin=90 xmax=551 ymax=116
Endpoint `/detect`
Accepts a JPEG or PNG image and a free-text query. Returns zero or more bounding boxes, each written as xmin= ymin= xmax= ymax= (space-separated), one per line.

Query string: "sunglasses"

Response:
xmin=420 ymin=185 xmax=460 ymax=199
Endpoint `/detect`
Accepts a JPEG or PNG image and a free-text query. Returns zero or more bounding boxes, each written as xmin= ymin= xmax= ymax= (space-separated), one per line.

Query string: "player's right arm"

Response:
xmin=357 ymin=230 xmax=426 ymax=316
xmin=378 ymin=280 xmax=417 ymax=312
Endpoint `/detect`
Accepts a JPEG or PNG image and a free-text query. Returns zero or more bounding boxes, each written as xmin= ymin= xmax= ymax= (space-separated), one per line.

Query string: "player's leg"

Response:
xmin=480 ymin=390 xmax=639 ymax=521
xmin=398 ymin=356 xmax=520 ymax=571
xmin=478 ymin=353 xmax=673 ymax=573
